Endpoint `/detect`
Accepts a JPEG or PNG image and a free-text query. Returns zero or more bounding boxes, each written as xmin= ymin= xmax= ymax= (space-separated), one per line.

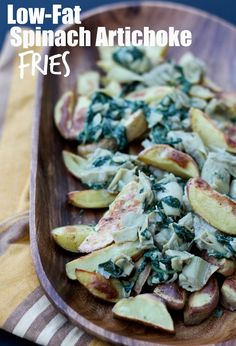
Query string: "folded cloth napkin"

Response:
xmin=0 ymin=35 xmax=233 ymax=346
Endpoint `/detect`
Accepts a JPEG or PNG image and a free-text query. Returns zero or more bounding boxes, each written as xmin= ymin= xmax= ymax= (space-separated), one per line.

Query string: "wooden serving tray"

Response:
xmin=30 ymin=2 xmax=236 ymax=345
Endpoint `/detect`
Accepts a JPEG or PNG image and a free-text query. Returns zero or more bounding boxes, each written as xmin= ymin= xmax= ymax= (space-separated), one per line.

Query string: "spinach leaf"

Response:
xmin=173 ymin=223 xmax=194 ymax=242
xmin=92 ymin=155 xmax=111 ymax=167
xmin=97 ymin=260 xmax=123 ymax=279
xmin=161 ymin=196 xmax=182 ymax=209
xmin=215 ymin=233 xmax=236 ymax=255
xmin=78 ymin=92 xmax=144 ymax=150
xmin=120 ymin=81 xmax=142 ymax=97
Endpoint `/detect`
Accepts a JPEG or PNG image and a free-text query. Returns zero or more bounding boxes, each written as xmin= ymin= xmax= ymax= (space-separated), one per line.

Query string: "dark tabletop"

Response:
xmin=0 ymin=0 xmax=235 ymax=345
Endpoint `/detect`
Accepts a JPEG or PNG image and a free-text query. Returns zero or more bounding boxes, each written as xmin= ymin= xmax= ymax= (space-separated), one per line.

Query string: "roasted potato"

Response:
xmin=221 ymin=275 xmax=236 ymax=311
xmin=66 ymin=240 xmax=142 ymax=280
xmin=78 ymin=181 xmax=140 ymax=253
xmin=187 ymin=178 xmax=236 ymax=235
xmin=54 ymin=92 xmax=89 ymax=140
xmin=202 ymin=252 xmax=236 ymax=277
xmin=62 ymin=151 xmax=87 ymax=179
xmin=124 ymin=110 xmax=147 ymax=142
xmin=184 ymin=276 xmax=219 ymax=325
xmin=76 ymin=269 xmax=125 ymax=302
xmin=51 ymin=225 xmax=93 ymax=252
xmin=154 ymin=283 xmax=187 ymax=310
xmin=68 ymin=190 xmax=117 ymax=209
xmin=126 ymin=86 xmax=173 ymax=103
xmin=113 ymin=294 xmax=175 ymax=333
xmin=139 ymin=144 xmax=199 ymax=179
xmin=190 ymin=108 xmax=236 ymax=153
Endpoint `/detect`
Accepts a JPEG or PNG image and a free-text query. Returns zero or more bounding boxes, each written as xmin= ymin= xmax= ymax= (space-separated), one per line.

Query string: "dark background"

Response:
xmin=0 ymin=0 xmax=235 ymax=345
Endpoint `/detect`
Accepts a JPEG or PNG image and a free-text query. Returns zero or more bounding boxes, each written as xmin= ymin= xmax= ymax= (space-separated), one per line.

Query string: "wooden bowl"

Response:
xmin=30 ymin=2 xmax=236 ymax=345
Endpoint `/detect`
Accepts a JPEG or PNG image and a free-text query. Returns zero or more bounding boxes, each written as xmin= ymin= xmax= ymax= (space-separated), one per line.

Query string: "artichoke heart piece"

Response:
xmin=76 ymin=269 xmax=125 ymax=303
xmin=112 ymin=294 xmax=175 ymax=334
xmin=187 ymin=177 xmax=236 ymax=235
xmin=78 ymin=181 xmax=142 ymax=253
xmin=139 ymin=144 xmax=199 ymax=179
xmin=190 ymin=108 xmax=236 ymax=153
xmin=66 ymin=240 xmax=142 ymax=280
xmin=68 ymin=190 xmax=117 ymax=209
xmin=179 ymin=255 xmax=218 ymax=292
xmin=51 ymin=225 xmax=94 ymax=252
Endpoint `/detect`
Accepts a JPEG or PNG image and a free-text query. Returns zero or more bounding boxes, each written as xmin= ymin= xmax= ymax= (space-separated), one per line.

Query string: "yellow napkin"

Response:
xmin=0 ymin=36 xmax=232 ymax=346
xmin=0 ymin=38 xmax=108 ymax=346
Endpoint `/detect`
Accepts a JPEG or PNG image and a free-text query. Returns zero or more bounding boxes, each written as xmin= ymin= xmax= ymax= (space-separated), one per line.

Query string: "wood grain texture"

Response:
xmin=30 ymin=2 xmax=236 ymax=345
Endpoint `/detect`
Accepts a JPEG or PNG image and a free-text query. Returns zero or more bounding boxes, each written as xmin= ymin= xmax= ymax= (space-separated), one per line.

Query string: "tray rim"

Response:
xmin=29 ymin=2 xmax=236 ymax=346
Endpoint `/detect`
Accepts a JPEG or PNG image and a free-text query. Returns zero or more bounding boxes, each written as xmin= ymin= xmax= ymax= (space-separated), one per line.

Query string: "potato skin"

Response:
xmin=138 ymin=144 xmax=199 ymax=179
xmin=112 ymin=294 xmax=175 ymax=334
xmin=184 ymin=276 xmax=219 ymax=326
xmin=154 ymin=283 xmax=187 ymax=310
xmin=221 ymin=275 xmax=236 ymax=311
xmin=202 ymin=252 xmax=236 ymax=277
xmin=76 ymin=269 xmax=124 ymax=303
xmin=187 ymin=178 xmax=236 ymax=235
xmin=190 ymin=108 xmax=236 ymax=153
xmin=68 ymin=189 xmax=117 ymax=209
xmin=51 ymin=225 xmax=93 ymax=253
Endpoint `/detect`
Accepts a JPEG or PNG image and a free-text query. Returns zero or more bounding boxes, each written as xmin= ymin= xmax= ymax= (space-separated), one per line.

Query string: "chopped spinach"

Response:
xmin=92 ymin=155 xmax=111 ymax=167
xmin=213 ymin=307 xmax=224 ymax=318
xmin=144 ymin=250 xmax=176 ymax=285
xmin=97 ymin=260 xmax=123 ymax=279
xmin=175 ymin=65 xmax=193 ymax=93
xmin=151 ymin=181 xmax=166 ymax=192
xmin=78 ymin=91 xmax=145 ymax=150
xmin=161 ymin=196 xmax=182 ymax=209
xmin=140 ymin=228 xmax=152 ymax=240
xmin=173 ymin=223 xmax=194 ymax=242
xmin=216 ymin=233 xmax=236 ymax=255
xmin=120 ymin=81 xmax=142 ymax=97
xmin=121 ymin=280 xmax=135 ymax=295
xmin=113 ymin=46 xmax=151 ymax=74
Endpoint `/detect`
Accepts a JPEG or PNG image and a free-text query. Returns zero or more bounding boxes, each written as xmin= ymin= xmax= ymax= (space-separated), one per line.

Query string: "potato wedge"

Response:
xmin=51 ymin=225 xmax=94 ymax=252
xmin=62 ymin=151 xmax=87 ymax=179
xmin=184 ymin=277 xmax=219 ymax=326
xmin=139 ymin=144 xmax=199 ymax=179
xmin=66 ymin=240 xmax=142 ymax=280
xmin=190 ymin=108 xmax=236 ymax=153
xmin=77 ymin=138 xmax=117 ymax=157
xmin=221 ymin=275 xmax=236 ymax=311
xmin=187 ymin=178 xmax=236 ymax=235
xmin=54 ymin=92 xmax=89 ymax=140
xmin=79 ymin=181 xmax=141 ymax=253
xmin=76 ymin=269 xmax=124 ymax=302
xmin=113 ymin=294 xmax=175 ymax=333
xmin=124 ymin=110 xmax=147 ymax=142
xmin=154 ymin=283 xmax=187 ymax=310
xmin=202 ymin=252 xmax=236 ymax=277
xmin=54 ymin=91 xmax=75 ymax=139
xmin=126 ymin=86 xmax=173 ymax=103
xmin=68 ymin=190 xmax=117 ymax=209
